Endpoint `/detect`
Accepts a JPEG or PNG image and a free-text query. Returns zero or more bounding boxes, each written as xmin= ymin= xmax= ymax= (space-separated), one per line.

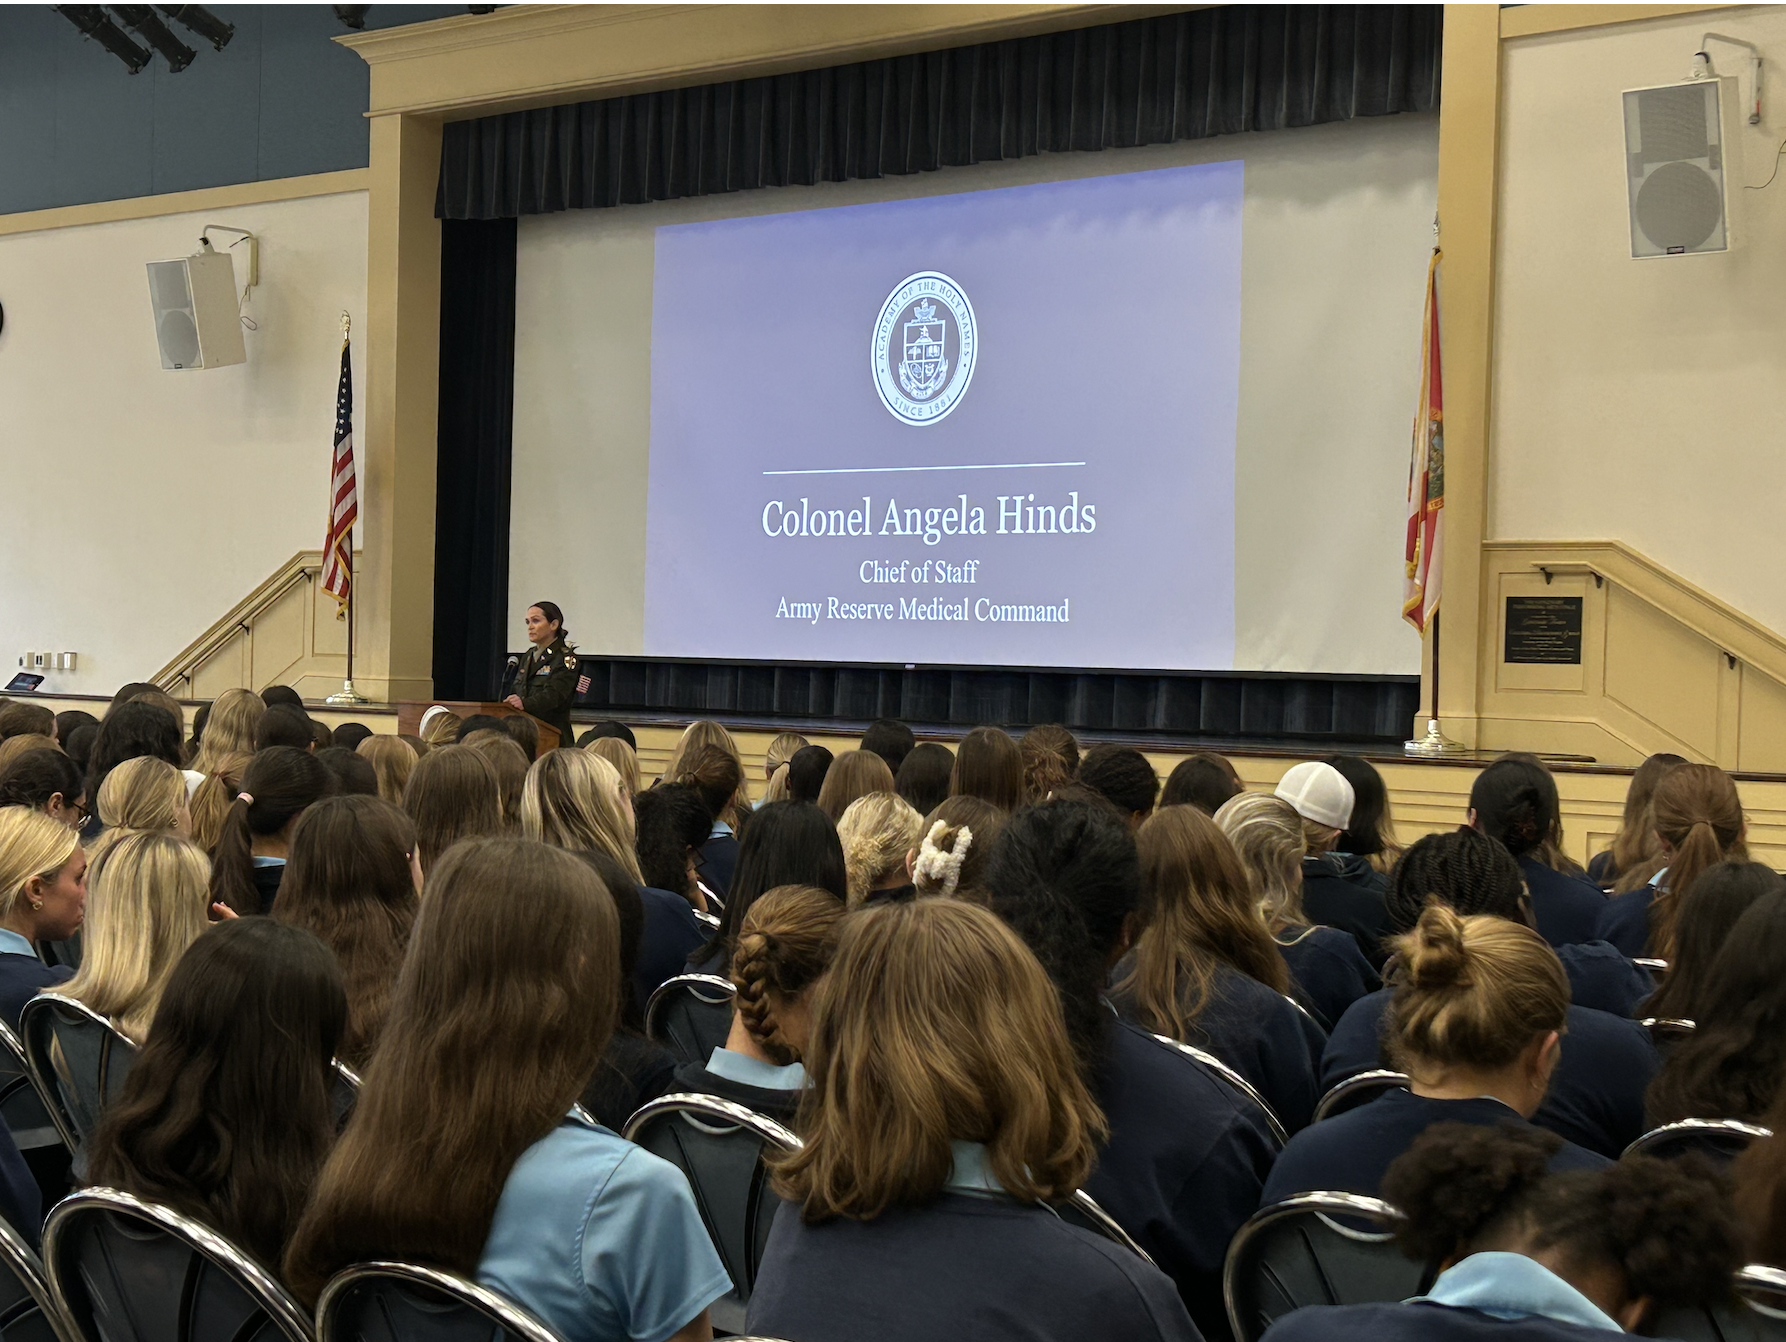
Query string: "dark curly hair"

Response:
xmin=632 ymin=782 xmax=712 ymax=900
xmin=985 ymin=797 xmax=1139 ymax=1072
xmin=1385 ymin=827 xmax=1526 ymax=935
xmin=1077 ymin=745 xmax=1160 ymax=820
xmin=1384 ymin=1121 xmax=1739 ymax=1317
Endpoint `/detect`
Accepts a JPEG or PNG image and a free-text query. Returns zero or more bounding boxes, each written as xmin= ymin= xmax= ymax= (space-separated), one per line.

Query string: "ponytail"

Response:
xmin=208 ymin=747 xmax=336 ymax=915
xmin=1383 ymin=1121 xmax=1560 ymax=1273
xmin=836 ymin=792 xmax=923 ymax=904
xmin=729 ymin=885 xmax=844 ymax=1064
xmin=1648 ymin=764 xmax=1746 ymax=960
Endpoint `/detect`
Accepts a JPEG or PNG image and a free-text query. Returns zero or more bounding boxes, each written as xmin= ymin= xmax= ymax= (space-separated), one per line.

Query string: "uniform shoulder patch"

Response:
xmin=565 ymin=655 xmax=577 ymax=669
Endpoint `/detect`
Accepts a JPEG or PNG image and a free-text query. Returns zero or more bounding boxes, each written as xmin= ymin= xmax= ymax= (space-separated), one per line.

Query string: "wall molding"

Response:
xmin=0 ymin=170 xmax=369 ymax=240
xmin=1499 ymin=4 xmax=1737 ymax=41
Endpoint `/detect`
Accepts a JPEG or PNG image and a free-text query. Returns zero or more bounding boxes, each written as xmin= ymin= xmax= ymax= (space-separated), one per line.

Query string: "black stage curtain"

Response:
xmin=432 ymin=217 xmax=518 ymax=701
xmin=437 ymin=5 xmax=1441 ymax=219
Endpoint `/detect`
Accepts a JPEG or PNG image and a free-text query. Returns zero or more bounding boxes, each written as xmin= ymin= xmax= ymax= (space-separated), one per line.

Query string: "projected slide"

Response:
xmin=643 ymin=161 xmax=1242 ymax=671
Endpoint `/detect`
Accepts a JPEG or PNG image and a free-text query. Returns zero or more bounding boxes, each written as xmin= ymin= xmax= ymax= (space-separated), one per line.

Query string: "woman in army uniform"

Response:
xmin=504 ymin=601 xmax=578 ymax=750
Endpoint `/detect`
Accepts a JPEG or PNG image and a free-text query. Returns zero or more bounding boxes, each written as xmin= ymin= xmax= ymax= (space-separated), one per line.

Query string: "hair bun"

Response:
xmin=1403 ymin=899 xmax=1473 ymax=991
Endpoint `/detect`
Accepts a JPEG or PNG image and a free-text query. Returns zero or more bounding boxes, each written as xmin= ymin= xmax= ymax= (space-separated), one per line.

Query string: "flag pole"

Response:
xmin=327 ymin=310 xmax=368 ymax=706
xmin=1405 ymin=608 xmax=1463 ymax=755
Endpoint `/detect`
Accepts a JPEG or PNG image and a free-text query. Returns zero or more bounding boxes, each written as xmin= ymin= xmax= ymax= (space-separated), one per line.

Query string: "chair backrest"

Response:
xmin=692 ymin=910 xmax=721 ymax=933
xmin=1635 ymin=957 xmax=1670 ymax=978
xmin=328 ymin=1061 xmax=361 ymax=1130
xmin=43 ymin=1188 xmax=313 ymax=1342
xmin=1222 ymin=1191 xmax=1417 ymax=1342
xmin=1641 ymin=1017 xmax=1697 ymax=1045
xmin=0 ymin=1020 xmax=64 ymax=1156
xmin=1147 ymin=1035 xmax=1288 ymax=1146
xmin=1313 ymin=1070 xmax=1413 ymax=1124
xmin=316 ymin=1262 xmax=561 ymax=1342
xmin=1056 ymin=1191 xmax=1156 ymax=1265
xmin=1649 ymin=1264 xmax=1786 ymax=1342
xmin=18 ymin=996 xmax=137 ymax=1151
xmin=0 ymin=1206 xmax=77 ymax=1342
xmin=621 ymin=1093 xmax=796 ymax=1336
xmin=643 ymin=976 xmax=735 ymax=1066
xmin=1623 ymin=1118 xmax=1772 ymax=1162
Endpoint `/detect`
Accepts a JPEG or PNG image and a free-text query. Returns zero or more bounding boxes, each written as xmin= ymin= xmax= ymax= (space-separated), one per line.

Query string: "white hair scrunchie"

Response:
xmin=913 ymin=819 xmax=973 ymax=897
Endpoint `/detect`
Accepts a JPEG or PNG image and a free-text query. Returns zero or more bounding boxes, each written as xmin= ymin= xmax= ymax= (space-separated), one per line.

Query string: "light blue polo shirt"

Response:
xmin=477 ymin=1117 xmax=732 ymax=1342
xmin=1415 ymin=1251 xmax=1623 ymax=1331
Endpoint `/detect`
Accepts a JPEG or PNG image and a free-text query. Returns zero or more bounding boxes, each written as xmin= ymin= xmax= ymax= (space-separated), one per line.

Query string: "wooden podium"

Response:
xmin=395 ymin=702 xmax=560 ymax=758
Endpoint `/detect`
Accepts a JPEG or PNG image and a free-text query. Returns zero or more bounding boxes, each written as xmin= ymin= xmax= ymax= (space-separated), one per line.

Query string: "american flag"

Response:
xmin=321 ymin=337 xmax=357 ymax=617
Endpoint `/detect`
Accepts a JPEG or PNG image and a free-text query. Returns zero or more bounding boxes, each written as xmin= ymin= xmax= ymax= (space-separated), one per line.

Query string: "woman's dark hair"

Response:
xmin=1077 ymin=745 xmax=1159 ymax=820
xmin=894 ymin=742 xmax=954 ymax=817
xmin=187 ymin=703 xmax=210 ymax=755
xmin=985 ymin=797 xmax=1140 ymax=1071
xmin=64 ymin=724 xmax=99 ymax=772
xmin=54 ymin=710 xmax=98 ymax=746
xmin=1383 ymin=1121 xmax=1739 ymax=1317
xmin=106 ymin=682 xmax=163 ymax=717
xmin=1329 ymin=755 xmax=1393 ymax=859
xmin=529 ymin=599 xmax=567 ymax=643
xmin=332 ymin=723 xmax=374 ymax=752
xmin=256 ymin=706 xmax=316 ymax=753
xmin=0 ymin=703 xmax=54 ymax=740
xmin=1160 ymin=753 xmax=1242 ymax=815
xmin=1469 ymin=756 xmax=1555 ymax=860
xmin=633 ymin=783 xmax=712 ymax=899
xmin=1385 ymin=827 xmax=1526 ymax=935
xmin=0 ymin=749 xmax=84 ymax=812
xmin=274 ymin=796 xmax=419 ymax=1067
xmin=675 ymin=745 xmax=743 ymax=826
xmin=949 ymin=726 xmax=1024 ymax=814
xmin=260 ymin=686 xmax=304 ymax=711
xmin=785 ymin=745 xmax=834 ymax=804
xmin=87 ymin=919 xmax=347 ymax=1269
xmin=860 ymin=719 xmax=915 ymax=775
xmin=1646 ymin=862 xmax=1784 ymax=1023
xmin=315 ymin=746 xmax=378 ymax=797
xmin=578 ymin=720 xmax=637 ymax=749
xmin=85 ymin=701 xmax=184 ymax=825
xmin=576 ymin=849 xmax=647 ymax=1031
xmin=1647 ymin=890 xmax=1786 ymax=1126
xmin=210 ymin=747 xmax=338 ymax=915
xmin=690 ymin=801 xmax=845 ymax=968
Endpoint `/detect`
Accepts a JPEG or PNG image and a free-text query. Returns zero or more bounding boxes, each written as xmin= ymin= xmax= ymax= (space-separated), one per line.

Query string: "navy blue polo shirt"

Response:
xmin=633 ymin=884 xmax=706 ymax=1015
xmin=1261 ymin=1300 xmax=1626 ymax=1342
xmin=1261 ymin=1089 xmax=1606 ymax=1206
xmin=1279 ymin=926 xmax=1381 ymax=1032
xmin=1319 ymin=992 xmax=1656 ymax=1159
xmin=1086 ymin=1021 xmax=1277 ymax=1340
xmin=1594 ymin=884 xmax=1655 ymax=959
xmin=1518 ymin=857 xmax=1608 ymax=949
xmin=0 ymin=933 xmax=70 ymax=1032
xmin=1301 ymin=854 xmax=1392 ymax=967
xmin=1113 ymin=963 xmax=1326 ymax=1134
xmin=1553 ymin=941 xmax=1651 ymax=1018
xmin=696 ymin=830 xmax=740 ymax=899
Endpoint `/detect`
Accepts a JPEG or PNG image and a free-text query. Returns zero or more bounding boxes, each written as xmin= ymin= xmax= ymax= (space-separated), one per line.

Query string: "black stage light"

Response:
xmin=155 ymin=4 xmax=233 ymax=52
xmin=332 ymin=6 xmax=369 ymax=29
xmin=109 ymin=5 xmax=196 ymax=72
xmin=55 ymin=6 xmax=152 ymax=72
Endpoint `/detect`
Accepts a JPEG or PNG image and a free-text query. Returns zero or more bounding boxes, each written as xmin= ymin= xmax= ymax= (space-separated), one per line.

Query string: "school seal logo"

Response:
xmin=872 ymin=272 xmax=977 ymax=427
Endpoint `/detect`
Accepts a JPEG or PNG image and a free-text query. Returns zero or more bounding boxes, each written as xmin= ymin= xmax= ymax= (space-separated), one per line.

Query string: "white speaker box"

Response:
xmin=146 ymin=249 xmax=246 ymax=369
xmin=1623 ymin=77 xmax=1737 ymax=258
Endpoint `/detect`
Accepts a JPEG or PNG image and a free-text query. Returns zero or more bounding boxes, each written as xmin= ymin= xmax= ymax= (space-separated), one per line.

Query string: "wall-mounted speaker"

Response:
xmin=145 ymin=249 xmax=245 ymax=368
xmin=1623 ymin=77 xmax=1736 ymax=258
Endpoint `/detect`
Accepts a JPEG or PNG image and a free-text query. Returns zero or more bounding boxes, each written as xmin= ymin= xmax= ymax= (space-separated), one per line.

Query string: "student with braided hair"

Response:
xmin=911 ymin=796 xmax=1006 ymax=903
xmin=1320 ymin=828 xmax=1657 ymax=1161
xmin=670 ymin=885 xmax=843 ymax=1121
xmin=836 ymin=792 xmax=924 ymax=904
xmin=1261 ymin=1121 xmax=1739 ymax=1340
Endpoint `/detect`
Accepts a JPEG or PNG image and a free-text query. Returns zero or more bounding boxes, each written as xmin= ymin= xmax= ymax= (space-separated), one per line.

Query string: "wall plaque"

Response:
xmin=1504 ymin=596 xmax=1584 ymax=665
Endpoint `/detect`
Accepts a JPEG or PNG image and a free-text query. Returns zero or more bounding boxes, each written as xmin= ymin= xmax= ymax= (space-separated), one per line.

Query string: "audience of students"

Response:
xmin=949 ymin=726 xmax=1025 ymax=814
xmin=1077 ymin=745 xmax=1159 ymax=828
xmin=689 ymin=801 xmax=847 ymax=973
xmin=1017 ymin=724 xmax=1079 ymax=805
xmin=1470 ymin=754 xmax=1607 ymax=949
xmin=1159 ymin=751 xmax=1243 ymax=815
xmin=674 ymin=744 xmax=748 ymax=895
xmin=461 ymin=728 xmax=530 ymax=827
xmin=837 ymin=791 xmax=924 ymax=904
xmin=1642 ymin=860 xmax=1782 ymax=1025
xmin=859 ymin=718 xmax=915 ymax=776
xmin=0 ymin=734 xmax=60 ymax=778
xmin=749 ymin=896 xmax=1200 ymax=1342
xmin=633 ymin=782 xmax=715 ymax=911
xmin=586 ymin=736 xmax=639 ymax=798
xmin=661 ymin=721 xmax=752 ymax=832
xmin=83 ymin=700 xmax=185 ymax=838
xmin=893 ymin=741 xmax=955 ymax=816
xmin=189 ymin=688 xmax=264 ymax=775
xmin=785 ymin=744 xmax=833 ymax=803
xmin=210 ymin=746 xmax=338 ymax=915
xmin=910 ymin=795 xmax=1006 ymax=903
xmin=0 ymin=704 xmax=55 ymax=742
xmin=187 ymin=751 xmax=251 ymax=854
xmin=1589 ymin=751 xmax=1687 ymax=889
xmin=1276 ymin=760 xmax=1391 ymax=968
xmin=1326 ymin=754 xmax=1404 ymax=875
xmin=762 ymin=732 xmax=810 ymax=786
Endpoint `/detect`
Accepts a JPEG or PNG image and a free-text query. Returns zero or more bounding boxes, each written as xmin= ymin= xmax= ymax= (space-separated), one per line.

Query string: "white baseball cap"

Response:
xmin=1275 ymin=760 xmax=1355 ymax=830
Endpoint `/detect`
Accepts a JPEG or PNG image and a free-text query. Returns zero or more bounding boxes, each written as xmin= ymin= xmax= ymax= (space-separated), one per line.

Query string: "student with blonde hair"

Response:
xmin=1588 ymin=751 xmax=1685 ymax=888
xmin=89 ymin=757 xmax=190 ymax=861
xmin=62 ymin=833 xmax=211 ymax=1042
xmin=1264 ymin=901 xmax=1605 ymax=1204
xmin=189 ymin=688 xmax=264 ymax=776
xmin=0 ymin=808 xmax=85 ymax=1026
xmin=417 ymin=706 xmax=463 ymax=749
xmin=520 ymin=749 xmax=643 ymax=882
xmin=749 ymin=897 xmax=1198 ymax=1342
xmin=587 ymin=736 xmax=639 ymax=798
xmin=837 ymin=791 xmax=924 ymax=904
xmin=815 ymin=748 xmax=895 ymax=824
xmin=1214 ymin=791 xmax=1378 ymax=1030
xmin=187 ymin=753 xmax=250 ymax=856
xmin=661 ymin=721 xmax=751 ymax=827
xmin=763 ymin=732 xmax=809 ymax=782
xmin=672 ymin=885 xmax=843 ymax=1121
xmin=356 ymin=734 xmax=417 ymax=807
xmin=1114 ymin=805 xmax=1325 ymax=1131
xmin=461 ymin=729 xmax=529 ymax=830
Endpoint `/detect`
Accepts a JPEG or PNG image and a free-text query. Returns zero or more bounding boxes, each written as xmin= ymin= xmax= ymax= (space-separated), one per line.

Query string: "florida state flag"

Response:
xmin=1403 ymin=250 xmax=1443 ymax=632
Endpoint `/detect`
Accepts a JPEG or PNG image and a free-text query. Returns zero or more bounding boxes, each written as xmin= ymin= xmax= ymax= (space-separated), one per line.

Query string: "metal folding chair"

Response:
xmin=622 ymin=1093 xmax=794 ymax=1335
xmin=317 ymin=1261 xmax=561 ymax=1342
xmin=643 ymin=975 xmax=735 ymax=1066
xmin=1222 ymin=1191 xmax=1416 ymax=1342
xmin=1641 ymin=1017 xmax=1697 ymax=1046
xmin=0 ymin=1021 xmax=65 ymax=1160
xmin=44 ymin=1189 xmax=312 ymax=1342
xmin=1056 ymin=1190 xmax=1156 ymax=1264
xmin=0 ymin=1208 xmax=77 ymax=1342
xmin=1313 ymin=1070 xmax=1413 ymax=1124
xmin=1623 ymin=1118 xmax=1771 ymax=1162
xmin=17 ymin=997 xmax=137 ymax=1151
xmin=1650 ymin=1264 xmax=1786 ymax=1341
xmin=1147 ymin=1035 xmax=1288 ymax=1146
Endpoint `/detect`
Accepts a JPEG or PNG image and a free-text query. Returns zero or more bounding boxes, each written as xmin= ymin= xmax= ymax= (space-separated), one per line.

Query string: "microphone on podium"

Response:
xmin=504 ymin=654 xmax=519 ymax=697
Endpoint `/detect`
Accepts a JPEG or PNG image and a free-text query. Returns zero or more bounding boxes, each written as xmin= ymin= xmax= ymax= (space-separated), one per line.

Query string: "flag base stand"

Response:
xmin=325 ymin=680 xmax=370 ymax=706
xmin=1405 ymin=718 xmax=1468 ymax=757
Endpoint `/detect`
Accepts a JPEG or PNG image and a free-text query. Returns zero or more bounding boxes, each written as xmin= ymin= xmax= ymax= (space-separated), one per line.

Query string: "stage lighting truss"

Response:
xmin=110 ymin=6 xmax=196 ymax=72
xmin=54 ymin=6 xmax=152 ymax=73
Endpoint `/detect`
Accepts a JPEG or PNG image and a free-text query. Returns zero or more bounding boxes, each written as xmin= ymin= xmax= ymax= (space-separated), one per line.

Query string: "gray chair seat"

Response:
xmin=642 ymin=976 xmax=734 ymax=1067
xmin=1222 ymin=1191 xmax=1417 ymax=1342
xmin=317 ymin=1262 xmax=560 ymax=1342
xmin=43 ymin=1188 xmax=312 ymax=1342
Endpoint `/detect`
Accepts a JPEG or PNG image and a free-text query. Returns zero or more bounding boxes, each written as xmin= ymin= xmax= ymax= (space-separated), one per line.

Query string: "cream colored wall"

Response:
xmin=0 ymin=189 xmax=369 ymax=698
xmin=1490 ymin=7 xmax=1786 ymax=635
